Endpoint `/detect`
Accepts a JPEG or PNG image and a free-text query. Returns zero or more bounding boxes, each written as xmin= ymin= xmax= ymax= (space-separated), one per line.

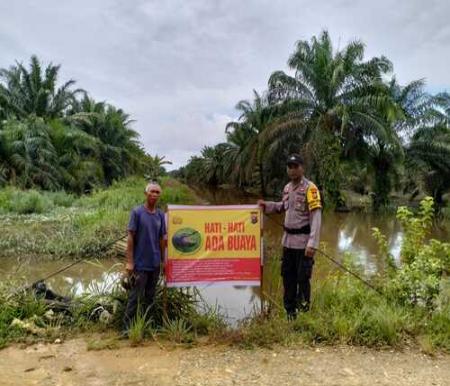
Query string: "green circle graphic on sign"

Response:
xmin=172 ymin=228 xmax=202 ymax=254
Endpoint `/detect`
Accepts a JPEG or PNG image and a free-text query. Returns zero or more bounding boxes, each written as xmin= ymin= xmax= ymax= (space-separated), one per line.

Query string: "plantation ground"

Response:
xmin=1 ymin=338 xmax=449 ymax=386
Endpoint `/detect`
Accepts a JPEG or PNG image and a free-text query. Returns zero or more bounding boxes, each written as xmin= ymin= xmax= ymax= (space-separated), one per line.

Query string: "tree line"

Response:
xmin=176 ymin=31 xmax=450 ymax=210
xmin=0 ymin=56 xmax=168 ymax=194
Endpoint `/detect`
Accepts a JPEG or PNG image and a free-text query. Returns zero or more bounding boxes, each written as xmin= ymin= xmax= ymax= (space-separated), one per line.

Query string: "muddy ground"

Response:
xmin=1 ymin=338 xmax=449 ymax=386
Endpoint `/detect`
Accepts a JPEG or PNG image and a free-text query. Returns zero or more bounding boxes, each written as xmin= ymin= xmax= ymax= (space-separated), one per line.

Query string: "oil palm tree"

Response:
xmin=0 ymin=55 xmax=82 ymax=119
xmin=144 ymin=154 xmax=172 ymax=180
xmin=72 ymin=96 xmax=144 ymax=183
xmin=391 ymin=83 xmax=449 ymax=208
xmin=0 ymin=56 xmax=152 ymax=192
xmin=200 ymin=144 xmax=229 ymax=186
xmin=48 ymin=119 xmax=103 ymax=193
xmin=1 ymin=117 xmax=59 ymax=189
xmin=266 ymin=30 xmax=396 ymax=206
xmin=406 ymin=108 xmax=450 ymax=207
xmin=224 ymin=91 xmax=274 ymax=194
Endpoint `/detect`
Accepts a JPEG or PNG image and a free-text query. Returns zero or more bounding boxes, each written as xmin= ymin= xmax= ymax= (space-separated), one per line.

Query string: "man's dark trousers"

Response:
xmin=123 ymin=269 xmax=159 ymax=331
xmin=281 ymin=247 xmax=314 ymax=318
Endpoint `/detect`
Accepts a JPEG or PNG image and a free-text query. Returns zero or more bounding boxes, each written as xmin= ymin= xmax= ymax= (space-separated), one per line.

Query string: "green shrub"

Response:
xmin=378 ymin=197 xmax=450 ymax=307
xmin=237 ymin=315 xmax=293 ymax=348
xmin=128 ymin=308 xmax=154 ymax=345
xmin=48 ymin=191 xmax=76 ymax=207
xmin=190 ymin=306 xmax=227 ymax=337
xmin=424 ymin=304 xmax=450 ymax=351
xmin=0 ymin=188 xmax=75 ymax=214
xmin=10 ymin=190 xmax=53 ymax=214
xmin=0 ymin=188 xmax=14 ymax=213
xmin=161 ymin=317 xmax=194 ymax=343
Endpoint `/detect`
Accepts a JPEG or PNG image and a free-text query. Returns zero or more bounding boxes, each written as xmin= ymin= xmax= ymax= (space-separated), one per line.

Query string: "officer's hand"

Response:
xmin=305 ymin=247 xmax=316 ymax=258
xmin=257 ymin=200 xmax=266 ymax=209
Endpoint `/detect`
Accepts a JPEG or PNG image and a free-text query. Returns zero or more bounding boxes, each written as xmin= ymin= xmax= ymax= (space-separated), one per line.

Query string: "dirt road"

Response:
xmin=1 ymin=339 xmax=449 ymax=386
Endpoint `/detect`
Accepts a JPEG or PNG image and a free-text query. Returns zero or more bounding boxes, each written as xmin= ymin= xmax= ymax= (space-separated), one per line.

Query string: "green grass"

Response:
xmin=0 ymin=187 xmax=75 ymax=214
xmin=0 ymin=177 xmax=201 ymax=259
xmin=230 ymin=269 xmax=450 ymax=352
xmin=292 ymin=277 xmax=410 ymax=346
xmin=86 ymin=336 xmax=121 ymax=351
xmin=161 ymin=317 xmax=194 ymax=344
xmin=128 ymin=308 xmax=154 ymax=345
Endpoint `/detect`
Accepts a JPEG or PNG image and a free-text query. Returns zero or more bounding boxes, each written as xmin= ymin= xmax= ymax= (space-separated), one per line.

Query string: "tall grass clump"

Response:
xmin=161 ymin=317 xmax=194 ymax=343
xmin=189 ymin=302 xmax=228 ymax=339
xmin=235 ymin=314 xmax=293 ymax=349
xmin=0 ymin=278 xmax=50 ymax=348
xmin=293 ymin=276 xmax=410 ymax=346
xmin=10 ymin=190 xmax=54 ymax=214
xmin=47 ymin=191 xmax=76 ymax=207
xmin=0 ymin=188 xmax=76 ymax=214
xmin=0 ymin=187 xmax=14 ymax=214
xmin=128 ymin=307 xmax=155 ymax=345
xmin=121 ymin=285 xmax=225 ymax=345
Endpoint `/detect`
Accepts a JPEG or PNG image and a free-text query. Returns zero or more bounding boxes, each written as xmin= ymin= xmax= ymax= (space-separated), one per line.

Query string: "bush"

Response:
xmin=48 ymin=191 xmax=76 ymax=207
xmin=10 ymin=190 xmax=54 ymax=214
xmin=424 ymin=304 xmax=450 ymax=351
xmin=237 ymin=315 xmax=293 ymax=348
xmin=0 ymin=188 xmax=76 ymax=214
xmin=381 ymin=197 xmax=450 ymax=308
xmin=0 ymin=188 xmax=14 ymax=213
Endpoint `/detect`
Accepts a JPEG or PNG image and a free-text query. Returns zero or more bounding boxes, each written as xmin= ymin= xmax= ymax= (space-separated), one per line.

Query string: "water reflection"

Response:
xmin=1 ymin=258 xmax=123 ymax=296
xmin=196 ymin=284 xmax=260 ymax=323
xmin=68 ymin=271 xmax=122 ymax=296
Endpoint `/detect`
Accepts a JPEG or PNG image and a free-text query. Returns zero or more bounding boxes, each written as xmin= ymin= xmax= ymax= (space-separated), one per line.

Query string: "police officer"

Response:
xmin=258 ymin=154 xmax=322 ymax=319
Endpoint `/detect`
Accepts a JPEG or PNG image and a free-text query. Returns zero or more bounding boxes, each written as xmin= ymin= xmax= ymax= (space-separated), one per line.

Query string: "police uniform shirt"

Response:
xmin=264 ymin=177 xmax=322 ymax=250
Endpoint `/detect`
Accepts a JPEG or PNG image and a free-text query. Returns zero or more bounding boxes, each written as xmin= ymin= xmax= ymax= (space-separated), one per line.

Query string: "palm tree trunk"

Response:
xmin=372 ymin=161 xmax=391 ymax=212
xmin=259 ymin=161 xmax=266 ymax=196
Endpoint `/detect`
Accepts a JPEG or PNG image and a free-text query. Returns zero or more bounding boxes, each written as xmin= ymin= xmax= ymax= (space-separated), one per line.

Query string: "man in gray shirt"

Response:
xmin=258 ymin=154 xmax=322 ymax=319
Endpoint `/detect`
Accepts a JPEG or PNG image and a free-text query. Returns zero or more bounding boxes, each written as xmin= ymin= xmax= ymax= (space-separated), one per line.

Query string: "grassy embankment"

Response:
xmin=0 ymin=176 xmax=198 ymax=259
xmin=0 ymin=179 xmax=449 ymax=352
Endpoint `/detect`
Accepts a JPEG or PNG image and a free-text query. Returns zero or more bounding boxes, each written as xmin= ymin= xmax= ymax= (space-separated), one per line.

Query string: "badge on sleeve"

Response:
xmin=306 ymin=184 xmax=322 ymax=211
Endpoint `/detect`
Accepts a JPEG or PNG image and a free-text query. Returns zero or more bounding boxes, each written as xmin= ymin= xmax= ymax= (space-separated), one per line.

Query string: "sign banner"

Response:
xmin=165 ymin=205 xmax=262 ymax=287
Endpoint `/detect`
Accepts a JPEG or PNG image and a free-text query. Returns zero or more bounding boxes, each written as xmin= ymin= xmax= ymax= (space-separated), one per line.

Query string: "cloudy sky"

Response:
xmin=1 ymin=0 xmax=449 ymax=169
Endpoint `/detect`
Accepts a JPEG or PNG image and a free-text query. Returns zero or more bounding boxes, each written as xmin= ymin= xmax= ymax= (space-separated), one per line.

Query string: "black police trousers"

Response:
xmin=123 ymin=269 xmax=159 ymax=331
xmin=281 ymin=247 xmax=314 ymax=317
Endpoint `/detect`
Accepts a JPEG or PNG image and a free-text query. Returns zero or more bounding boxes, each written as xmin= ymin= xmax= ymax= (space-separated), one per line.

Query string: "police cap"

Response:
xmin=287 ymin=154 xmax=304 ymax=166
